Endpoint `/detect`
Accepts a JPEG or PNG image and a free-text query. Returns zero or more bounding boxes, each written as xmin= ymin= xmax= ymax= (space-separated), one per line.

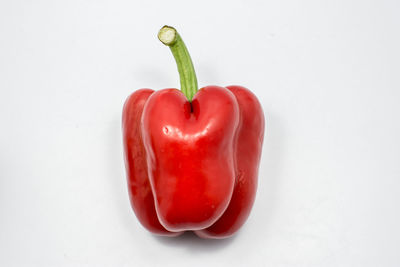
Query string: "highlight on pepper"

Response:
xmin=122 ymin=25 xmax=265 ymax=239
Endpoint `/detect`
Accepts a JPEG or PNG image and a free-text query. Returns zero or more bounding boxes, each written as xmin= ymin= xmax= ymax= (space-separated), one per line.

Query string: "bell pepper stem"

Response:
xmin=158 ymin=26 xmax=198 ymax=101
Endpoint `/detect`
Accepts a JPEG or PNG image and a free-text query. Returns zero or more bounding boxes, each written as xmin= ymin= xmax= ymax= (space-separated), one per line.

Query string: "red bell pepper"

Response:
xmin=122 ymin=26 xmax=264 ymax=239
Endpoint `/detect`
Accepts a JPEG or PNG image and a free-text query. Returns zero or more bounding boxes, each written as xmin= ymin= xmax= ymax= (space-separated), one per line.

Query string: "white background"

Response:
xmin=1 ymin=0 xmax=399 ymax=266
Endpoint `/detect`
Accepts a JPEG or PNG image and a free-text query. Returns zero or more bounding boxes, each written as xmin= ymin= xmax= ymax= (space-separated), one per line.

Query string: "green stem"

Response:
xmin=158 ymin=25 xmax=198 ymax=101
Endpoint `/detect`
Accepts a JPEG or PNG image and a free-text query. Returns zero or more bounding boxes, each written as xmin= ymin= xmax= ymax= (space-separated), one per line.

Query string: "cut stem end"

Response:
xmin=158 ymin=26 xmax=177 ymax=46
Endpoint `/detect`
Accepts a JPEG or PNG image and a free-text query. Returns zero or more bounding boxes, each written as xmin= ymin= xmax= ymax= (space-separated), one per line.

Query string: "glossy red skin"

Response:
xmin=122 ymin=85 xmax=264 ymax=238
xmin=195 ymin=86 xmax=265 ymax=238
xmin=122 ymin=89 xmax=180 ymax=236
